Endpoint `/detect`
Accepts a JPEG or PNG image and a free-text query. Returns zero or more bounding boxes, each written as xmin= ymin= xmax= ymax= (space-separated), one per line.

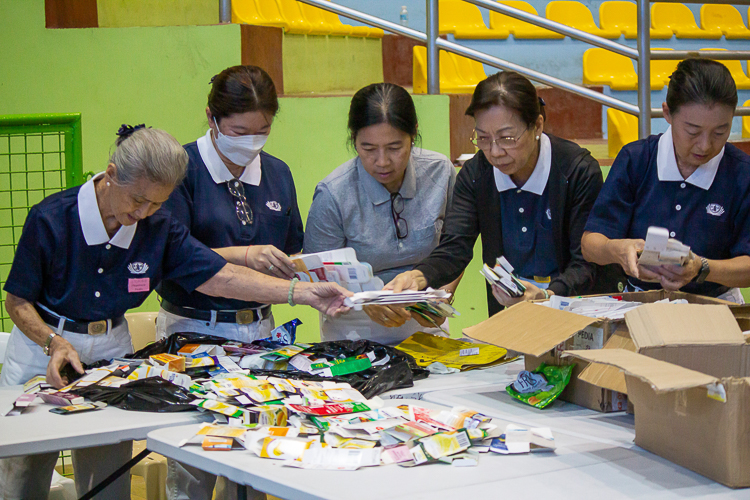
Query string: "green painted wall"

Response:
xmin=97 ymin=0 xmax=219 ymax=27
xmin=282 ymin=34 xmax=383 ymax=94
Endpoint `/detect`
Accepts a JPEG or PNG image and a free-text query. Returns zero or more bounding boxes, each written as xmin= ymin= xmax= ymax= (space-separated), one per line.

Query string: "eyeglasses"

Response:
xmin=390 ymin=192 xmax=408 ymax=239
xmin=227 ymin=179 xmax=253 ymax=225
xmin=471 ymin=127 xmax=530 ymax=150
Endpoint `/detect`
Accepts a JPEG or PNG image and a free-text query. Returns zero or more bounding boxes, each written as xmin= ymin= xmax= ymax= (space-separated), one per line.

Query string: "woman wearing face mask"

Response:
xmin=156 ymin=66 xmax=303 ymax=500
xmin=386 ymin=71 xmax=620 ymax=316
xmin=304 ymin=83 xmax=458 ymax=345
xmin=583 ymin=59 xmax=750 ymax=301
xmin=156 ymin=65 xmax=303 ymax=344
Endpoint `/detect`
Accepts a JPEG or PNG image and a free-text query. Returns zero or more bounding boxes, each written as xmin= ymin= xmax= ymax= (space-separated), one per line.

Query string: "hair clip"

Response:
xmin=210 ymin=75 xmax=217 ymax=84
xmin=116 ymin=124 xmax=146 ymax=139
xmin=538 ymin=97 xmax=546 ymax=107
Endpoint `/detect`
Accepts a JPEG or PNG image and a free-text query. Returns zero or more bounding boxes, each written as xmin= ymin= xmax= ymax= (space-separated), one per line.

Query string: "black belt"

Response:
xmin=161 ymin=300 xmax=271 ymax=325
xmin=36 ymin=306 xmax=125 ymax=335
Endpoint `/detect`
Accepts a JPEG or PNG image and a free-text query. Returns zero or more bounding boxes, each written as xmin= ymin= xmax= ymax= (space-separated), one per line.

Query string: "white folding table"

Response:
xmin=147 ymin=398 xmax=746 ymax=500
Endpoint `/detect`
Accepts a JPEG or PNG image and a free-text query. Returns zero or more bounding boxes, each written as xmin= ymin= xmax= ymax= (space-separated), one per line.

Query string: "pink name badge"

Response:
xmin=128 ymin=278 xmax=150 ymax=293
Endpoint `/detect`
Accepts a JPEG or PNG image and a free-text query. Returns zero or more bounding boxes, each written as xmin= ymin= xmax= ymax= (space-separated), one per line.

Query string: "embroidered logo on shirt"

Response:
xmin=266 ymin=201 xmax=282 ymax=212
xmin=706 ymin=204 xmax=725 ymax=217
xmin=127 ymin=262 xmax=149 ymax=274
xmin=546 ymin=208 xmax=552 ymax=220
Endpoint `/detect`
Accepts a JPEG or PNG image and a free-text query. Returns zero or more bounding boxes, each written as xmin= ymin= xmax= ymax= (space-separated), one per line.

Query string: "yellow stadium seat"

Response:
xmin=743 ymin=100 xmax=750 ymax=138
xmin=317 ymin=1 xmax=384 ymax=38
xmin=254 ymin=0 xmax=292 ymax=29
xmin=413 ymin=46 xmax=478 ymax=94
xmin=439 ymin=0 xmax=509 ymax=39
xmin=274 ymin=0 xmax=314 ymax=33
xmin=583 ymin=48 xmax=663 ymax=91
xmin=599 ymin=1 xmax=673 ymax=39
xmin=490 ymin=1 xmax=564 ymax=39
xmin=700 ymin=48 xmax=750 ymax=90
xmin=450 ymin=52 xmax=488 ymax=86
xmin=231 ymin=0 xmax=265 ymax=25
xmin=546 ymin=1 xmax=621 ymax=39
xmin=651 ymin=3 xmax=722 ymax=39
xmin=607 ymin=108 xmax=638 ymax=158
xmin=651 ymin=48 xmax=679 ymax=87
xmin=701 ymin=4 xmax=750 ymax=39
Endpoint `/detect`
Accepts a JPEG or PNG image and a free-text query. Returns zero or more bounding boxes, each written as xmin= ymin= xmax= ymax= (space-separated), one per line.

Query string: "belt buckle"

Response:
xmin=236 ymin=310 xmax=255 ymax=325
xmin=87 ymin=320 xmax=108 ymax=335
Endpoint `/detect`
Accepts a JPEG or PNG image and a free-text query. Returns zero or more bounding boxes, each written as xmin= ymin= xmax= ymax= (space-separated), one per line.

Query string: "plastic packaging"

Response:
xmin=506 ymin=363 xmax=573 ymax=409
xmin=261 ymin=319 xmax=300 ymax=344
xmin=76 ymin=377 xmax=196 ymax=412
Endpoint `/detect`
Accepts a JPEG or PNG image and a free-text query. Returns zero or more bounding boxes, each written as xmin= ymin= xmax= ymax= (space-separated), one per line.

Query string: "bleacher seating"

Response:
xmin=232 ymin=0 xmax=383 ymax=37
xmin=651 ymin=3 xmax=723 ymax=39
xmin=546 ymin=1 xmax=621 ymax=39
xmin=651 ymin=48 xmax=680 ymax=87
xmin=607 ymin=108 xmax=638 ymax=158
xmin=413 ymin=46 xmax=486 ymax=94
xmin=700 ymin=48 xmax=750 ymax=90
xmin=599 ymin=1 xmax=673 ymax=39
xmin=701 ymin=4 xmax=750 ymax=39
xmin=490 ymin=1 xmax=564 ymax=39
xmin=439 ymin=0 xmax=509 ymax=39
xmin=583 ymin=48 xmax=664 ymax=91
xmin=743 ymin=100 xmax=750 ymax=138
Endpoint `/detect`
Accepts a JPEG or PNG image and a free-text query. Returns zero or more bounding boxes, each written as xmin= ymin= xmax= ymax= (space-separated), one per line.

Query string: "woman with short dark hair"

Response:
xmin=304 ymin=82 xmax=458 ymax=344
xmin=156 ymin=65 xmax=304 ymax=344
xmin=387 ymin=71 xmax=618 ymax=315
xmin=582 ymin=58 xmax=750 ymax=300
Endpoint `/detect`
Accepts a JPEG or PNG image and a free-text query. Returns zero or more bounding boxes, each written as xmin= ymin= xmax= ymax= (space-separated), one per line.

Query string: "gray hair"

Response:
xmin=109 ymin=128 xmax=187 ymax=187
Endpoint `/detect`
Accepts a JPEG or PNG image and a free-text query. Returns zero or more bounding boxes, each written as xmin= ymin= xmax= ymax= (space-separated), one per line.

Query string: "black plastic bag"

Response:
xmin=248 ymin=339 xmax=429 ymax=399
xmin=76 ymin=377 xmax=196 ymax=412
xmin=127 ymin=332 xmax=229 ymax=359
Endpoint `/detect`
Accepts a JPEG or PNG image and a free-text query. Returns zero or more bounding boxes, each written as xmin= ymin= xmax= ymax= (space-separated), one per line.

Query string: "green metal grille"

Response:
xmin=0 ymin=114 xmax=84 ymax=332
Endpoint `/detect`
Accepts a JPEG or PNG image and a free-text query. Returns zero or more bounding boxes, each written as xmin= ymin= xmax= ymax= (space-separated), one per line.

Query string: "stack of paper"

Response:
xmin=638 ymin=226 xmax=691 ymax=267
xmin=293 ymin=248 xmax=384 ymax=293
xmin=344 ymin=289 xmax=451 ymax=310
xmin=480 ymin=256 xmax=526 ymax=298
xmin=544 ymin=295 xmax=687 ymax=320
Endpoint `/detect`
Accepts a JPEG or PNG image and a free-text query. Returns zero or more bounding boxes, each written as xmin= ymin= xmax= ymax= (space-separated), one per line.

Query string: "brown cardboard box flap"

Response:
xmin=563 ymin=348 xmax=718 ymax=393
xmin=463 ymin=302 xmax=598 ymax=357
xmin=625 ymin=303 xmax=744 ymax=350
xmin=577 ymin=330 xmax=636 ymax=394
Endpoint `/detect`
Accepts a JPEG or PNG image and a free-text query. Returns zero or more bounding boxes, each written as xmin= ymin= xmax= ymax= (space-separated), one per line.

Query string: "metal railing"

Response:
xmin=294 ymin=0 xmax=750 ymax=140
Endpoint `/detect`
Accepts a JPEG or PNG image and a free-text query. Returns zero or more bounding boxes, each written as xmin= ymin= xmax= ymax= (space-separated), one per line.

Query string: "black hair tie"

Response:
xmin=116 ymin=124 xmax=146 ymax=140
xmin=538 ymin=97 xmax=546 ymax=107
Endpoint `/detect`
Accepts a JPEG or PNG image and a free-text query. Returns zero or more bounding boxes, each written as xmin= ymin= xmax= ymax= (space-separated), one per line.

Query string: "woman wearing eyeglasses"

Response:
xmin=156 ymin=65 xmax=303 ymax=345
xmin=386 ymin=71 xmax=621 ymax=316
xmin=304 ymin=82 xmax=458 ymax=345
xmin=155 ymin=66 xmax=303 ymax=500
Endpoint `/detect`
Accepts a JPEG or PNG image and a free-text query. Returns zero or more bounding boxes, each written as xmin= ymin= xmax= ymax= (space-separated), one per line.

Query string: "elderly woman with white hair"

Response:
xmin=0 ymin=125 xmax=351 ymax=500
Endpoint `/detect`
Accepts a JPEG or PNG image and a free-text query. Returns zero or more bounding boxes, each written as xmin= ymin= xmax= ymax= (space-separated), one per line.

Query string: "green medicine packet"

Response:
xmin=506 ymin=363 xmax=573 ymax=409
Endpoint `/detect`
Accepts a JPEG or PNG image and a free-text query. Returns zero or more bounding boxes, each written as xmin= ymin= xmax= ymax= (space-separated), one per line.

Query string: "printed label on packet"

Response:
xmin=128 ymin=278 xmax=150 ymax=293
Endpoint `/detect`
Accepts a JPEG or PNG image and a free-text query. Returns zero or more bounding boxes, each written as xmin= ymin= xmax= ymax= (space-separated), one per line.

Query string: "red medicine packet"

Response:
xmin=287 ymin=402 xmax=370 ymax=416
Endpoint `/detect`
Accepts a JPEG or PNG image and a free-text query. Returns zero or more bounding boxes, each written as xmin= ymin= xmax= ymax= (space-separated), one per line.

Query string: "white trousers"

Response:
xmin=0 ymin=321 xmax=134 ymax=500
xmin=156 ymin=307 xmax=273 ymax=500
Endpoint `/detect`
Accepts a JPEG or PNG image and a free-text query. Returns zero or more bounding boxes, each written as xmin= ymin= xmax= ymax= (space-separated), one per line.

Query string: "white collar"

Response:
xmin=657 ymin=126 xmax=723 ymax=190
xmin=77 ymin=172 xmax=137 ymax=249
xmin=494 ymin=133 xmax=551 ymax=195
xmin=197 ymin=130 xmax=262 ymax=186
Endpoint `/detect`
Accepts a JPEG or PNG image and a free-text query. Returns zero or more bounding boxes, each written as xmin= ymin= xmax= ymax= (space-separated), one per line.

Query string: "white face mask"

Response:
xmin=212 ymin=118 xmax=268 ymax=166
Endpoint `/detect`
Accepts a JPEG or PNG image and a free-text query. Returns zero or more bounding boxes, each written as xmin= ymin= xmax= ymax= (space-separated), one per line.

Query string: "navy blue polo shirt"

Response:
xmin=4 ymin=174 xmax=228 ymax=322
xmin=156 ymin=131 xmax=304 ymax=311
xmin=585 ymin=128 xmax=750 ymax=296
xmin=496 ymin=134 xmax=559 ymax=285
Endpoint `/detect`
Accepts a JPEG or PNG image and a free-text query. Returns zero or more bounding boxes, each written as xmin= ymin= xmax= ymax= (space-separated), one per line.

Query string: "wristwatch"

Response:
xmin=693 ymin=256 xmax=710 ymax=284
xmin=43 ymin=332 xmax=57 ymax=356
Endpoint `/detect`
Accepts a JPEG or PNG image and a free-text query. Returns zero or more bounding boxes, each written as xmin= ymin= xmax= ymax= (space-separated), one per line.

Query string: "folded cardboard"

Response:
xmin=564 ymin=348 xmax=750 ymax=488
xmin=462 ymin=291 xmax=736 ymax=413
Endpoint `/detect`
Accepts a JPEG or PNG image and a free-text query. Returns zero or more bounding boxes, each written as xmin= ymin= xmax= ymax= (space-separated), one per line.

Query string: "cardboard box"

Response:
xmin=462 ymin=291 xmax=736 ymax=413
xmin=565 ymin=346 xmax=750 ymax=488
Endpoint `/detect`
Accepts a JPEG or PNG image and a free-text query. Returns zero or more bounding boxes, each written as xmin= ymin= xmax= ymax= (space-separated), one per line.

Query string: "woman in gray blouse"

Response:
xmin=304 ymin=83 xmax=458 ymax=345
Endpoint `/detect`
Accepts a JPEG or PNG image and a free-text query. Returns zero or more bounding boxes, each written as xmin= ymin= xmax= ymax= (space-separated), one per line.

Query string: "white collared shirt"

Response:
xmin=77 ymin=172 xmax=136 ymax=249
xmin=197 ymin=130 xmax=262 ymax=186
xmin=657 ymin=125 xmax=723 ymax=190
xmin=494 ymin=133 xmax=552 ymax=194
